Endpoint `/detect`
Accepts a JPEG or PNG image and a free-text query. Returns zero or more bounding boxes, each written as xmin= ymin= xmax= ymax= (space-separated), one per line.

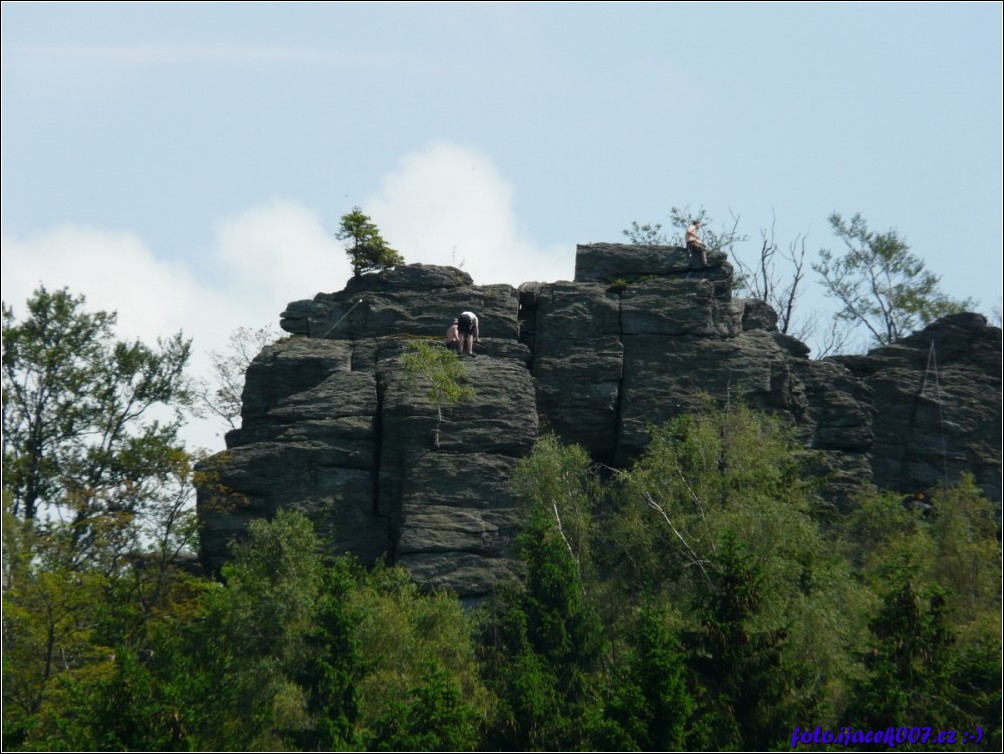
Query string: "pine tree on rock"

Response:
xmin=336 ymin=206 xmax=404 ymax=277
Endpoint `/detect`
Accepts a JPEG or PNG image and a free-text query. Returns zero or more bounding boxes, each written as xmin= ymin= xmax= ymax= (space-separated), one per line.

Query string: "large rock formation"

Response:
xmin=197 ymin=245 xmax=1002 ymax=598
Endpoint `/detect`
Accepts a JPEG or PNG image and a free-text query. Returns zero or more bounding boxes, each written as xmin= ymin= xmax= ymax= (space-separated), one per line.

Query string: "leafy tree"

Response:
xmin=336 ymin=205 xmax=404 ymax=277
xmin=602 ymin=603 xmax=692 ymax=751
xmin=682 ymin=534 xmax=780 ymax=749
xmin=2 ymin=285 xmax=195 ymax=572
xmin=1 ymin=528 xmax=112 ymax=746
xmin=844 ymin=579 xmax=957 ymax=730
xmin=623 ymin=205 xmax=747 ymax=259
xmin=1 ymin=287 xmax=207 ymax=749
xmin=622 ymin=220 xmax=670 ymax=246
xmin=1 ymin=491 xmax=209 ymax=751
xmin=194 ymin=324 xmax=281 ymax=433
xmin=174 ymin=512 xmax=490 ymax=751
xmin=597 ymin=403 xmax=869 ymax=734
xmin=509 ymin=437 xmax=603 ymax=666
xmin=948 ymin=639 xmax=1003 ymax=752
xmin=366 ymin=659 xmax=480 ymax=751
xmin=350 ymin=564 xmax=491 ymax=751
xmin=930 ymin=475 xmax=1002 ymax=631
xmin=600 ymin=402 xmax=818 ymax=597
xmin=192 ymin=510 xmax=326 ymax=750
xmin=401 ymin=340 xmax=475 ymax=448
xmin=835 ymin=479 xmax=1002 ymax=750
xmin=482 ymin=436 xmax=607 ymax=750
xmin=814 ymin=211 xmax=975 ymax=347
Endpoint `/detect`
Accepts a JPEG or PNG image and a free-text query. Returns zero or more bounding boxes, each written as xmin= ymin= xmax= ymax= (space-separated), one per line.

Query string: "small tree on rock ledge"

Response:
xmin=337 ymin=206 xmax=405 ymax=277
xmin=401 ymin=342 xmax=474 ymax=449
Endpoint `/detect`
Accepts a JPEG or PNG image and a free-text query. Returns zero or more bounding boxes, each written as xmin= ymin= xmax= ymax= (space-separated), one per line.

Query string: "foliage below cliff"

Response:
xmin=4 ymin=405 xmax=1000 ymax=752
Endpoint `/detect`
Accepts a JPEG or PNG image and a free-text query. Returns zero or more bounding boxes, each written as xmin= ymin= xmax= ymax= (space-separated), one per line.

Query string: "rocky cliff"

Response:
xmin=197 ymin=244 xmax=1002 ymax=599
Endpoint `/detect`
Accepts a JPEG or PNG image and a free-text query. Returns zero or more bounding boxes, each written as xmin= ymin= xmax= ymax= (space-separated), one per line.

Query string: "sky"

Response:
xmin=3 ymin=1 xmax=1002 ymax=453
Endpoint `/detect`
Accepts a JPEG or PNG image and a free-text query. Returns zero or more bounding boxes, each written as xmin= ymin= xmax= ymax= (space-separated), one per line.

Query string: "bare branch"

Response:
xmin=644 ymin=492 xmax=713 ymax=587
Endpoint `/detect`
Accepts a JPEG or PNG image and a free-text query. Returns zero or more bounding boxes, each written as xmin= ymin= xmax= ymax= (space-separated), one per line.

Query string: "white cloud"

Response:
xmin=1 ymin=147 xmax=575 ymax=450
xmin=1 ymin=225 xmax=212 ymax=344
xmin=1 ymin=225 xmax=230 ymax=451
xmin=1 ymin=202 xmax=349 ymax=452
xmin=365 ymin=141 xmax=575 ymax=287
xmin=212 ymin=198 xmax=350 ymax=317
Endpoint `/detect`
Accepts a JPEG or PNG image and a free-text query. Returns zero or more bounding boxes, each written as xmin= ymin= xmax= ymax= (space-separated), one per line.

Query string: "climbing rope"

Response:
xmin=919 ymin=340 xmax=950 ymax=486
xmin=319 ymin=298 xmax=364 ymax=339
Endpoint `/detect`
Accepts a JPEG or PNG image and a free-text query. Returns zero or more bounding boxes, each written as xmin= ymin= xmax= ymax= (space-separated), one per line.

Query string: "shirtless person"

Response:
xmin=445 ymin=319 xmax=461 ymax=351
xmin=686 ymin=219 xmax=708 ymax=267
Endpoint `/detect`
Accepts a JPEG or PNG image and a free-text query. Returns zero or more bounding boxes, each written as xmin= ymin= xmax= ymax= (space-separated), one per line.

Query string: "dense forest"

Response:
xmin=3 ymin=286 xmax=1001 ymax=751
xmin=4 ymin=404 xmax=1000 ymax=750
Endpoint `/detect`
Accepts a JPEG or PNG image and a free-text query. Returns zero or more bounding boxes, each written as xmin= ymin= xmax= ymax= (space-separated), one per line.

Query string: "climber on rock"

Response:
xmin=445 ymin=318 xmax=461 ymax=351
xmin=458 ymin=311 xmax=480 ymax=356
xmin=686 ymin=219 xmax=709 ymax=267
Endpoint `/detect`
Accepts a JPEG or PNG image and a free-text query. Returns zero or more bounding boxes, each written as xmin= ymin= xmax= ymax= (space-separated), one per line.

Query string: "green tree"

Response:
xmin=174 ymin=512 xmax=489 ymax=751
xmin=601 ymin=402 xmax=819 ymax=597
xmin=814 ymin=211 xmax=974 ymax=347
xmin=482 ymin=436 xmax=607 ymax=750
xmin=683 ymin=532 xmax=795 ymax=750
xmin=350 ymin=564 xmax=491 ymax=751
xmin=3 ymin=510 xmax=330 ymax=752
xmin=401 ymin=341 xmax=475 ymax=448
xmin=1 ymin=491 xmax=209 ymax=751
xmin=929 ymin=475 xmax=1003 ymax=632
xmin=836 ymin=479 xmax=1002 ymax=750
xmin=194 ymin=324 xmax=281 ymax=433
xmin=2 ymin=285 xmax=195 ymax=572
xmin=1 ymin=516 xmax=113 ymax=747
xmin=602 ymin=603 xmax=692 ymax=751
xmin=193 ymin=510 xmax=326 ymax=750
xmin=336 ymin=206 xmax=404 ymax=277
xmin=1 ymin=287 xmax=207 ymax=750
xmin=293 ymin=556 xmax=365 ymax=751
xmin=844 ymin=579 xmax=957 ymax=731
xmin=623 ymin=205 xmax=747 ymax=257
xmin=598 ymin=403 xmax=868 ymax=734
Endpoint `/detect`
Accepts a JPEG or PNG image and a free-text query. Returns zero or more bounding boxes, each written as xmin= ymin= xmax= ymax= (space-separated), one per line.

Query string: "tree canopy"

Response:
xmin=194 ymin=324 xmax=281 ymax=432
xmin=336 ymin=206 xmax=404 ymax=277
xmin=624 ymin=206 xmax=976 ymax=355
xmin=2 ymin=285 xmax=998 ymax=752
xmin=2 ymin=285 xmax=195 ymax=571
xmin=814 ymin=211 xmax=975 ymax=347
xmin=4 ymin=401 xmax=999 ymax=751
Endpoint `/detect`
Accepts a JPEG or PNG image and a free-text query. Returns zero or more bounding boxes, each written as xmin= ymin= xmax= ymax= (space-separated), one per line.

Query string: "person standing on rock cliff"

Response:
xmin=687 ymin=219 xmax=708 ymax=267
xmin=458 ymin=311 xmax=480 ymax=356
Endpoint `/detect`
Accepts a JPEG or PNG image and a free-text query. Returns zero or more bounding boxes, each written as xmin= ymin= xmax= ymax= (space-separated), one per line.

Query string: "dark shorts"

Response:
xmin=459 ymin=317 xmax=475 ymax=335
xmin=687 ymin=242 xmax=707 ymax=266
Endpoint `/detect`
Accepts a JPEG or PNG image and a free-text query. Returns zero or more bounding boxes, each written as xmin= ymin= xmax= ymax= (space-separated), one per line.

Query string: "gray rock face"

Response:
xmin=827 ymin=313 xmax=1002 ymax=501
xmin=574 ymin=242 xmax=728 ymax=282
xmin=200 ymin=268 xmax=536 ymax=597
xmin=197 ymin=250 xmax=1002 ymax=597
xmin=280 ymin=264 xmax=518 ymax=342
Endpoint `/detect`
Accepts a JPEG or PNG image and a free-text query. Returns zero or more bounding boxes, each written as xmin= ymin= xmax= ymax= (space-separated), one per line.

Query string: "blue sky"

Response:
xmin=3 ymin=1 xmax=1001 ymax=450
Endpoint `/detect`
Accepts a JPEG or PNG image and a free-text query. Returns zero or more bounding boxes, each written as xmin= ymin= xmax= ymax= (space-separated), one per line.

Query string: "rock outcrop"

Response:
xmin=197 ymin=244 xmax=1002 ymax=598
